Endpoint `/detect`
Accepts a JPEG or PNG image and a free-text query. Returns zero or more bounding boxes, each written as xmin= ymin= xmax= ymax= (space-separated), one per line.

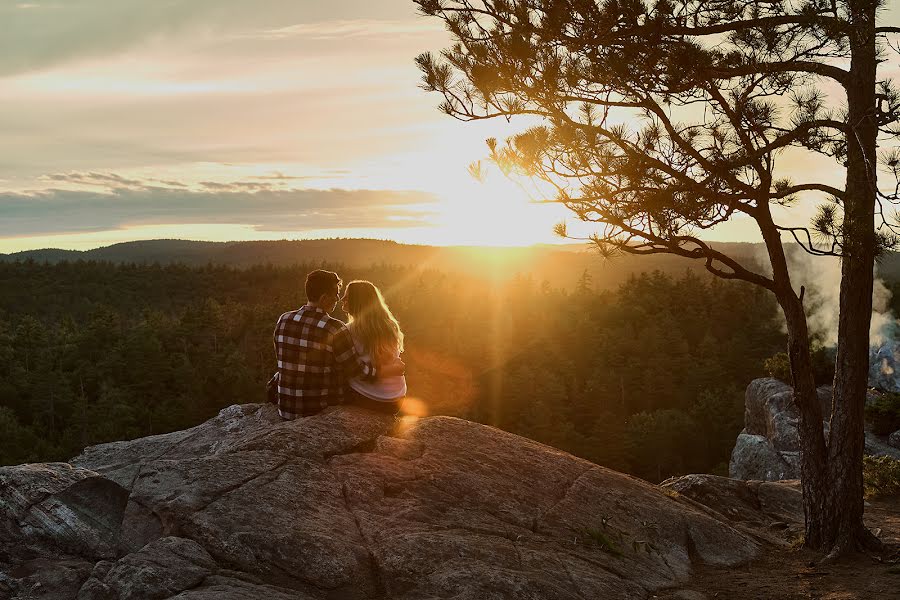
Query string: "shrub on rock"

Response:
xmin=863 ymin=456 xmax=900 ymax=499
xmin=865 ymin=394 xmax=900 ymax=436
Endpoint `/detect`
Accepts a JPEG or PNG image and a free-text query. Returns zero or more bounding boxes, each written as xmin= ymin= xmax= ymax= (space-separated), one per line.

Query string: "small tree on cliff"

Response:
xmin=415 ymin=0 xmax=900 ymax=556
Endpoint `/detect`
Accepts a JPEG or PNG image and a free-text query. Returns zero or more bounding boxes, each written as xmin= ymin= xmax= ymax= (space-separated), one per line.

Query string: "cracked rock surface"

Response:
xmin=1 ymin=404 xmax=781 ymax=599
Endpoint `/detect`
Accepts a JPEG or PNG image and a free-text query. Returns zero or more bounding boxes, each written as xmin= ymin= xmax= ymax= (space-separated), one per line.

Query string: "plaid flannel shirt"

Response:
xmin=273 ymin=305 xmax=377 ymax=419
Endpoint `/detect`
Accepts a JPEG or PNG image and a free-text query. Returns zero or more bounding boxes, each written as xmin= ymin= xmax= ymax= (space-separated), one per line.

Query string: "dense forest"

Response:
xmin=0 ymin=249 xmax=854 ymax=482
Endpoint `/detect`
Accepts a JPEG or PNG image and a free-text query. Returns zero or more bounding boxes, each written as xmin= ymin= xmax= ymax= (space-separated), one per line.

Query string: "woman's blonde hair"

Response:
xmin=344 ymin=280 xmax=404 ymax=366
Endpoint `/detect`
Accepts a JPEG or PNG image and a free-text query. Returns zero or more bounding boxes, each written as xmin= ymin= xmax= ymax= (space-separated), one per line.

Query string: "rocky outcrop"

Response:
xmin=870 ymin=336 xmax=900 ymax=393
xmin=661 ymin=475 xmax=804 ymax=546
xmin=730 ymin=378 xmax=900 ymax=481
xmin=0 ymin=463 xmax=129 ymax=564
xmin=0 ymin=403 xmax=774 ymax=600
xmin=728 ymin=433 xmax=800 ymax=482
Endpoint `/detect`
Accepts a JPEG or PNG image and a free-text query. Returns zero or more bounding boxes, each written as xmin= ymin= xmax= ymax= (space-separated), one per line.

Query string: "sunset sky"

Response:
xmin=0 ymin=0 xmax=897 ymax=253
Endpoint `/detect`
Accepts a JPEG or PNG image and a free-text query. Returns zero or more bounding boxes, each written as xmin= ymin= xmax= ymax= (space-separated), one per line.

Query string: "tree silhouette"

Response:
xmin=415 ymin=0 xmax=900 ymax=556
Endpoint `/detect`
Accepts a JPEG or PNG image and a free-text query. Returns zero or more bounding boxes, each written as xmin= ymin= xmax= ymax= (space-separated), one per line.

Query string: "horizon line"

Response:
xmin=0 ymin=235 xmax=772 ymax=257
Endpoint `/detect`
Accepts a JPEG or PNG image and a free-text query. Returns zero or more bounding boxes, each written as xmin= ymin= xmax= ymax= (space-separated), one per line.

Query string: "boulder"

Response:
xmin=742 ymin=379 xmax=792 ymax=438
xmin=77 ymin=537 xmax=217 ymax=600
xmin=741 ymin=380 xmax=826 ymax=452
xmin=662 ymin=475 xmax=803 ymax=527
xmin=729 ymin=434 xmax=799 ymax=481
xmin=0 ymin=404 xmax=766 ymax=600
xmin=1 ymin=558 xmax=93 ymax=600
xmin=0 ymin=463 xmax=129 ymax=563
xmin=866 ymin=432 xmax=900 ymax=459
xmin=731 ymin=378 xmax=900 ymax=481
xmin=869 ymin=338 xmax=900 ymax=393
xmin=661 ymin=475 xmax=804 ymax=547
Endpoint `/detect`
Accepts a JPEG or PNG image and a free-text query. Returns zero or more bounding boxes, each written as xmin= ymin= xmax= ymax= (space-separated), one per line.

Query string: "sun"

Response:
xmin=426 ymin=167 xmax=567 ymax=247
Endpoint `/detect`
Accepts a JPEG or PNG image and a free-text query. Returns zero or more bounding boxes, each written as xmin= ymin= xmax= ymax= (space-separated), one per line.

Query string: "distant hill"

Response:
xmin=0 ymin=238 xmax=757 ymax=290
xmin=4 ymin=237 xmax=900 ymax=289
xmin=0 ymin=248 xmax=83 ymax=263
xmin=0 ymin=238 xmax=445 ymax=267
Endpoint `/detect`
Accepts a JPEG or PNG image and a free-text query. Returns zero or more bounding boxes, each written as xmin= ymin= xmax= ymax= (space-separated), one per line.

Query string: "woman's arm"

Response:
xmin=379 ymin=356 xmax=406 ymax=377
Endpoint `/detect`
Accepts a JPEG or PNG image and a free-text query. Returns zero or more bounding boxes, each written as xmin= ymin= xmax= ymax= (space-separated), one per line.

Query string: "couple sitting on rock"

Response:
xmin=268 ymin=269 xmax=407 ymax=419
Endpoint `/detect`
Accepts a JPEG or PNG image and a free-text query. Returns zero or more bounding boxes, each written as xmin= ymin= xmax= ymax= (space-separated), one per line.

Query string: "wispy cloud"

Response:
xmin=251 ymin=19 xmax=442 ymax=41
xmin=197 ymin=180 xmax=285 ymax=193
xmin=250 ymin=171 xmax=324 ymax=181
xmin=40 ymin=171 xmax=147 ymax=188
xmin=0 ymin=1 xmax=430 ymax=77
xmin=0 ymin=3 xmax=447 ymax=183
xmin=34 ymin=171 xmax=349 ymax=194
xmin=0 ymin=0 xmax=217 ymax=76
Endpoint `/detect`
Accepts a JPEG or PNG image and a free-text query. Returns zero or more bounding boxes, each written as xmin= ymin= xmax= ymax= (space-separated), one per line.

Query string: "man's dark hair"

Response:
xmin=305 ymin=270 xmax=341 ymax=303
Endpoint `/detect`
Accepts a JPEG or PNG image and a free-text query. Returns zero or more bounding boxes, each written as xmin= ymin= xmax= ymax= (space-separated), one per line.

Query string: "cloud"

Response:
xmin=0 ymin=0 xmax=217 ymax=76
xmin=252 ymin=19 xmax=442 ymax=41
xmin=250 ymin=171 xmax=324 ymax=181
xmin=0 ymin=1 xmax=429 ymax=77
xmin=198 ymin=181 xmax=273 ymax=192
xmin=40 ymin=171 xmax=146 ymax=188
xmin=0 ymin=184 xmax=440 ymax=237
xmin=0 ymin=14 xmax=446 ymax=181
xmin=35 ymin=171 xmax=348 ymax=194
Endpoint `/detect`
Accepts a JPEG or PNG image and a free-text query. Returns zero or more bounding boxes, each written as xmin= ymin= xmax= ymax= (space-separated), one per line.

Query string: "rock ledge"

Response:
xmin=0 ymin=404 xmax=793 ymax=600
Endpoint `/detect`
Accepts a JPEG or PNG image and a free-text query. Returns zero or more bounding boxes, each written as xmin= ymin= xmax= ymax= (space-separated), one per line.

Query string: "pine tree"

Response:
xmin=416 ymin=0 xmax=900 ymax=555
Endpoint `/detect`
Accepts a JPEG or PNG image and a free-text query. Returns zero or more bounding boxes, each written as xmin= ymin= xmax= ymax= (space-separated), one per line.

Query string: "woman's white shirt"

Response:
xmin=347 ymin=331 xmax=407 ymax=401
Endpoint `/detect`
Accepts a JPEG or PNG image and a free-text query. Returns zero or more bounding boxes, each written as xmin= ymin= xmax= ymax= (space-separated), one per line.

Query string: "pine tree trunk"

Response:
xmin=780 ymin=295 xmax=830 ymax=548
xmin=806 ymin=0 xmax=878 ymax=555
xmin=758 ymin=202 xmax=832 ymax=551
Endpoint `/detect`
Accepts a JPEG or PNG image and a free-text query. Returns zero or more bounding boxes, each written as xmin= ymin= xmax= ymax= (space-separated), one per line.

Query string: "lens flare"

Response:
xmin=400 ymin=396 xmax=428 ymax=418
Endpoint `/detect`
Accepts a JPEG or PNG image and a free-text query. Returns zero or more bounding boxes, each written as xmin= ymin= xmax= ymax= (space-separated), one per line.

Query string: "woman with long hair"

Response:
xmin=341 ymin=280 xmax=406 ymax=413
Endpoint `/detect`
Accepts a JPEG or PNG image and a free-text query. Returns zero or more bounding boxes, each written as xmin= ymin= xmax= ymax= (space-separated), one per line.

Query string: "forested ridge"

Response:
xmin=0 ymin=254 xmax=842 ymax=482
xmin=0 ymin=238 xmax=768 ymax=290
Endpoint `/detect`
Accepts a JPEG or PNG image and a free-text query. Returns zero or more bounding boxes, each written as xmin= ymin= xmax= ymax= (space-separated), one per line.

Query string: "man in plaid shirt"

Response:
xmin=271 ymin=270 xmax=403 ymax=419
